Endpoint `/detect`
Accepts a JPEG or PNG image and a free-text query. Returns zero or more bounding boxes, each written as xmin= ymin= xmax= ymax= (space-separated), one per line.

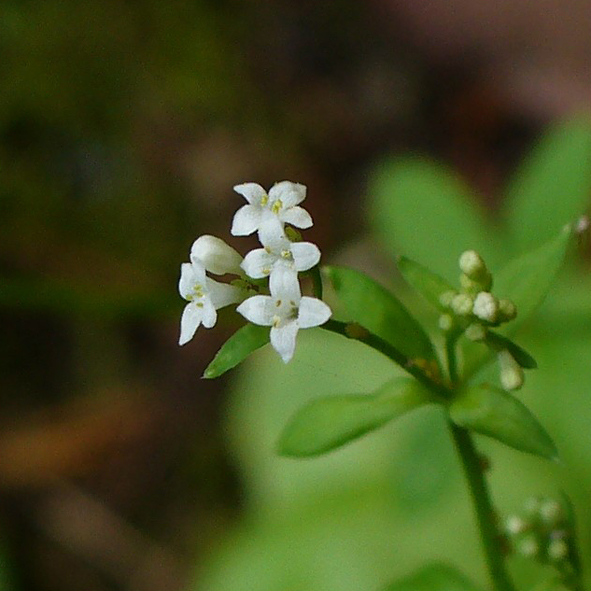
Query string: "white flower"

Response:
xmin=178 ymin=260 xmax=243 ymax=346
xmin=236 ymin=268 xmax=331 ymax=363
xmin=231 ymin=181 xmax=313 ymax=242
xmin=241 ymin=232 xmax=320 ymax=279
xmin=190 ymin=235 xmax=243 ymax=275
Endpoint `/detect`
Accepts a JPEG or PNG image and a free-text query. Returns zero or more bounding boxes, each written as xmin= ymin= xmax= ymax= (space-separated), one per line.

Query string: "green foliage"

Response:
xmin=325 ymin=265 xmax=435 ymax=361
xmin=370 ymin=157 xmax=502 ymax=281
xmin=485 ymin=332 xmax=537 ymax=369
xmin=494 ymin=226 xmax=573 ymax=331
xmin=449 ymin=384 xmax=557 ymax=460
xmin=397 ymin=256 xmax=455 ymax=310
xmin=504 ymin=117 xmax=591 ymax=253
xmin=384 ymin=563 xmax=482 ymax=591
xmin=278 ymin=377 xmax=432 ymax=457
xmin=204 ymin=324 xmax=269 ymax=379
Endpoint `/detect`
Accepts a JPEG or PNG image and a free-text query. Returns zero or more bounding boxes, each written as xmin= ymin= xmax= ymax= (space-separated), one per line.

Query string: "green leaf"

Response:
xmin=278 ymin=377 xmax=431 ymax=457
xmin=505 ymin=117 xmax=591 ymax=253
xmin=384 ymin=563 xmax=482 ymax=591
xmin=398 ymin=255 xmax=455 ymax=310
xmin=485 ymin=331 xmax=537 ymax=369
xmin=494 ymin=225 xmax=573 ymax=329
xmin=370 ymin=157 xmax=502 ymax=282
xmin=325 ymin=265 xmax=435 ymax=361
xmin=203 ymin=324 xmax=269 ymax=379
xmin=449 ymin=384 xmax=557 ymax=460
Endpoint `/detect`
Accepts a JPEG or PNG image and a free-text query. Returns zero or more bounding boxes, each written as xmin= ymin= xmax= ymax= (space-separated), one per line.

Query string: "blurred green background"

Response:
xmin=1 ymin=1 xmax=591 ymax=590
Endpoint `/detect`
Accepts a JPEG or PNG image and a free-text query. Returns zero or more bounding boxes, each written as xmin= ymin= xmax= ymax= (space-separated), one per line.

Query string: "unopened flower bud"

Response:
xmin=518 ymin=535 xmax=540 ymax=558
xmin=191 ymin=235 xmax=243 ymax=275
xmin=547 ymin=538 xmax=568 ymax=562
xmin=439 ymin=290 xmax=457 ymax=308
xmin=473 ymin=292 xmax=499 ymax=323
xmin=505 ymin=515 xmax=528 ymax=536
xmin=498 ymin=299 xmax=517 ymax=322
xmin=451 ymin=293 xmax=474 ymax=316
xmin=465 ymin=323 xmax=487 ymax=342
xmin=498 ymin=349 xmax=524 ymax=390
xmin=540 ymin=500 xmax=562 ymax=525
xmin=459 ymin=250 xmax=486 ymax=278
xmin=439 ymin=314 xmax=454 ymax=332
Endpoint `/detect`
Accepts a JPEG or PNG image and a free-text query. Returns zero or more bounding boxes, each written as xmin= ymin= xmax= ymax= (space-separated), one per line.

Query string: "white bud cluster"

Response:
xmin=504 ymin=496 xmax=574 ymax=568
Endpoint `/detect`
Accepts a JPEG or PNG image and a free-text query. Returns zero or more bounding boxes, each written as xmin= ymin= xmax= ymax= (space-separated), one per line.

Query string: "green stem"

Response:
xmin=449 ymin=424 xmax=516 ymax=591
xmin=445 ymin=332 xmax=460 ymax=386
xmin=322 ymin=319 xmax=448 ymax=398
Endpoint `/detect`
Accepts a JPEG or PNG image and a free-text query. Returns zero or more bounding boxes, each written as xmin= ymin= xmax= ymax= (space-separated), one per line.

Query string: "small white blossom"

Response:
xmin=190 ymin=235 xmax=243 ymax=275
xmin=178 ymin=260 xmax=243 ymax=346
xmin=236 ymin=268 xmax=331 ymax=363
xmin=459 ymin=250 xmax=486 ymax=278
xmin=231 ymin=181 xmax=313 ymax=242
xmin=498 ymin=349 xmax=524 ymax=391
xmin=241 ymin=233 xmax=320 ymax=279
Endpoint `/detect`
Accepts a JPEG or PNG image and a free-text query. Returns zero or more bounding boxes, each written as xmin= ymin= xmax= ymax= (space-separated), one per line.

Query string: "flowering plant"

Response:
xmin=181 ymin=121 xmax=591 ymax=591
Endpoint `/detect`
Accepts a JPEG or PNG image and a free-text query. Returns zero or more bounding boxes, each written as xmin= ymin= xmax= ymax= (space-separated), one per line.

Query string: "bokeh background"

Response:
xmin=2 ymin=1 xmax=591 ymax=590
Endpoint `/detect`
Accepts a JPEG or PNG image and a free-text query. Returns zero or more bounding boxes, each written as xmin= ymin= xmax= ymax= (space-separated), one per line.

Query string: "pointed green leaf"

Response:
xmin=278 ymin=377 xmax=431 ymax=457
xmin=449 ymin=384 xmax=557 ymax=459
xmin=398 ymin=255 xmax=455 ymax=310
xmin=485 ymin=331 xmax=537 ymax=369
xmin=495 ymin=225 xmax=573 ymax=329
xmin=325 ymin=265 xmax=435 ymax=360
xmin=370 ymin=157 xmax=502 ymax=282
xmin=203 ymin=324 xmax=269 ymax=379
xmin=505 ymin=117 xmax=591 ymax=253
xmin=384 ymin=563 xmax=482 ymax=591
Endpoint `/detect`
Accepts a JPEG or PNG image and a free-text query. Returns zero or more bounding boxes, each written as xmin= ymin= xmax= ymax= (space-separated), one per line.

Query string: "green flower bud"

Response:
xmin=498 ymin=299 xmax=517 ymax=322
xmin=439 ymin=314 xmax=454 ymax=332
xmin=518 ymin=534 xmax=540 ymax=558
xmin=465 ymin=323 xmax=487 ymax=342
xmin=547 ymin=538 xmax=568 ymax=562
xmin=498 ymin=349 xmax=524 ymax=390
xmin=540 ymin=500 xmax=563 ymax=526
xmin=439 ymin=290 xmax=457 ymax=308
xmin=451 ymin=293 xmax=474 ymax=316
xmin=505 ymin=515 xmax=528 ymax=536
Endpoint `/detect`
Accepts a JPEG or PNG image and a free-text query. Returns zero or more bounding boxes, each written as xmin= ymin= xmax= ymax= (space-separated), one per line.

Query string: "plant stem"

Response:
xmin=449 ymin=423 xmax=516 ymax=591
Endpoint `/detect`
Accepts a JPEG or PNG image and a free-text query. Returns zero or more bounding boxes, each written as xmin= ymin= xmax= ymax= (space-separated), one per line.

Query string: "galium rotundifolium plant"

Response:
xmin=178 ymin=180 xmax=587 ymax=591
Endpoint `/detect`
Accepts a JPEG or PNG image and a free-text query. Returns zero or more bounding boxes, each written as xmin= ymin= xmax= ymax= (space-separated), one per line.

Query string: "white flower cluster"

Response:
xmin=178 ymin=181 xmax=332 ymax=363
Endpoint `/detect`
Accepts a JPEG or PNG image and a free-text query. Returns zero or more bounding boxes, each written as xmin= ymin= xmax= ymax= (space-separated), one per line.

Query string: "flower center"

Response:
xmin=271 ymin=198 xmax=283 ymax=214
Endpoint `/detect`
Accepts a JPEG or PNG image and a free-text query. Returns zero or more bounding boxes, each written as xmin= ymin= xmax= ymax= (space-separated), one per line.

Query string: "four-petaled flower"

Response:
xmin=236 ymin=269 xmax=332 ymax=363
xmin=178 ymin=260 xmax=243 ymax=346
xmin=241 ymin=233 xmax=320 ymax=279
xmin=231 ymin=181 xmax=313 ymax=243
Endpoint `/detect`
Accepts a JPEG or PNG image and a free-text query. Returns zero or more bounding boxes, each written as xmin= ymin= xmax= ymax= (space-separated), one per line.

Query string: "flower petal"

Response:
xmin=270 ymin=321 xmax=299 ymax=363
xmin=179 ymin=303 xmax=202 ymax=345
xmin=241 ymin=248 xmax=277 ymax=279
xmin=257 ymin=213 xmax=285 ymax=245
xmin=298 ymin=297 xmax=332 ymax=328
xmin=269 ymin=266 xmax=301 ymax=301
xmin=178 ymin=263 xmax=195 ymax=299
xmin=290 ymin=241 xmax=321 ymax=272
xmin=236 ymin=295 xmax=276 ymax=326
xmin=231 ymin=204 xmax=262 ymax=236
xmin=191 ymin=235 xmax=243 ymax=275
xmin=233 ymin=183 xmax=267 ymax=205
xmin=280 ymin=206 xmax=313 ymax=229
xmin=269 ymin=181 xmax=306 ymax=207
xmin=200 ymin=297 xmax=218 ymax=328
xmin=206 ymin=278 xmax=243 ymax=309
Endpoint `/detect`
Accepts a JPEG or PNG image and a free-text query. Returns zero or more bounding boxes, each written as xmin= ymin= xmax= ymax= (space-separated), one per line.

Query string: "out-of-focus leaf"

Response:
xmin=398 ymin=256 xmax=455 ymax=310
xmin=504 ymin=117 xmax=591 ymax=253
xmin=370 ymin=157 xmax=502 ymax=282
xmin=203 ymin=324 xmax=269 ymax=379
xmin=384 ymin=563 xmax=482 ymax=591
xmin=325 ymin=265 xmax=434 ymax=360
xmin=495 ymin=226 xmax=573 ymax=330
xmin=449 ymin=384 xmax=557 ymax=460
xmin=485 ymin=332 xmax=537 ymax=369
xmin=278 ymin=377 xmax=431 ymax=457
